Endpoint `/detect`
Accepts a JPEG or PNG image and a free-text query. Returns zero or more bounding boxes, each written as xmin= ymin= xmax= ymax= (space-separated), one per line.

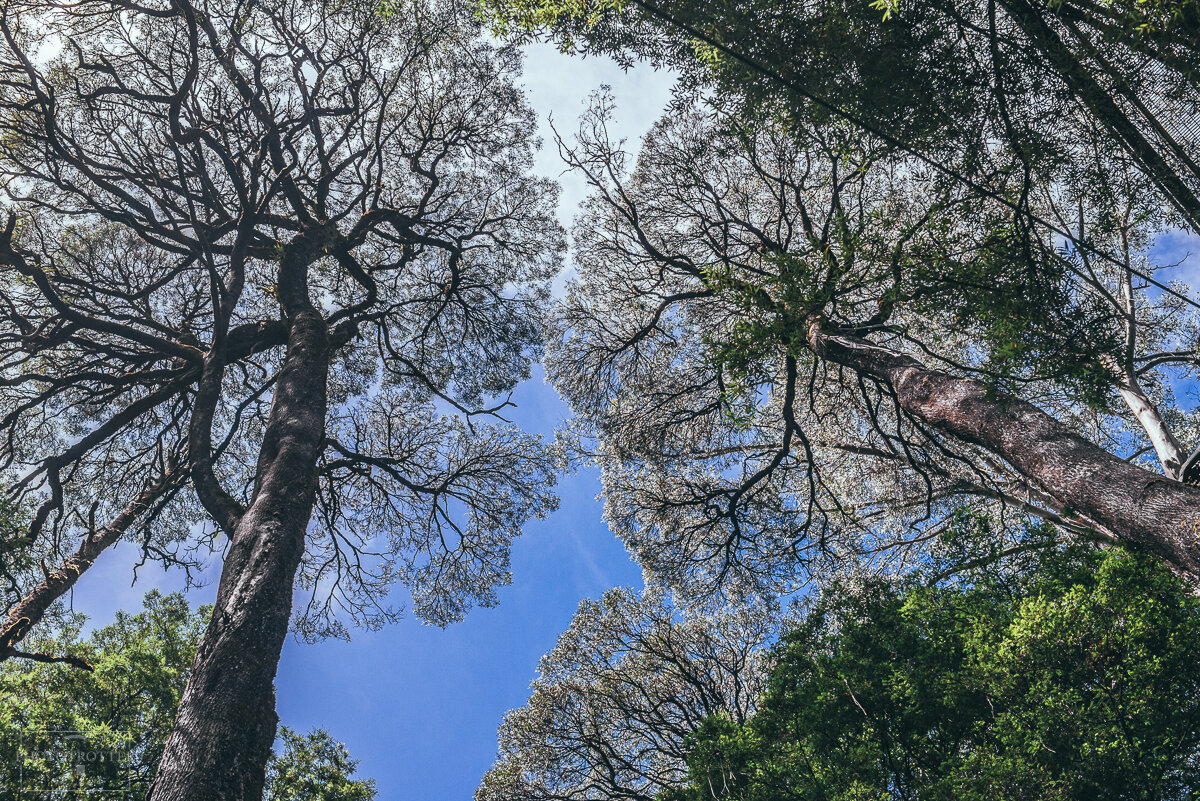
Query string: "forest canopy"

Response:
xmin=667 ymin=531 xmax=1200 ymax=801
xmin=0 ymin=0 xmax=561 ymax=796
xmin=0 ymin=0 xmax=1197 ymax=797
xmin=471 ymin=2 xmax=1200 ymax=799
xmin=476 ymin=0 xmax=1200 ymax=601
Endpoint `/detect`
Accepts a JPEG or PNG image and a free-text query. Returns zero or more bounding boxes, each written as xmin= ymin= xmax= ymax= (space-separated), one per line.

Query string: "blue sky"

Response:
xmin=70 ymin=43 xmax=678 ymax=801
xmin=272 ymin=372 xmax=640 ymax=800
xmin=276 ymin=50 xmax=675 ymax=797
xmin=273 ymin=368 xmax=642 ymax=800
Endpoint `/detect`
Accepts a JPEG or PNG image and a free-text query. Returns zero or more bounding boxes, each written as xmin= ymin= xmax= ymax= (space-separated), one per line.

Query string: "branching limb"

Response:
xmin=0 ymin=463 xmax=185 ymax=659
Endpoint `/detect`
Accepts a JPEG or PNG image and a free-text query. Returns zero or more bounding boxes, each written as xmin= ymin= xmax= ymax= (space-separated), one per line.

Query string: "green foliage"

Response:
xmin=700 ymin=252 xmax=817 ymax=406
xmin=481 ymin=0 xmax=1198 ymax=141
xmin=481 ymin=0 xmax=998 ymax=151
xmin=265 ymin=728 xmax=377 ymax=801
xmin=0 ymin=495 xmax=32 ymax=576
xmin=477 ymin=0 xmax=623 ymax=35
xmin=0 ymin=592 xmax=375 ymax=800
xmin=904 ymin=220 xmax=1126 ymax=407
xmin=699 ymin=206 xmax=1126 ymax=410
xmin=666 ymin=529 xmax=1200 ymax=800
xmin=0 ymin=591 xmax=208 ymax=796
xmin=1053 ymin=0 xmax=1200 ymax=44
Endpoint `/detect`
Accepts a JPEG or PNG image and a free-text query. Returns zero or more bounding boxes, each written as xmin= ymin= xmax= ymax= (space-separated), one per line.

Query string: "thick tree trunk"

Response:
xmin=809 ymin=322 xmax=1200 ymax=574
xmin=149 ymin=242 xmax=331 ymax=801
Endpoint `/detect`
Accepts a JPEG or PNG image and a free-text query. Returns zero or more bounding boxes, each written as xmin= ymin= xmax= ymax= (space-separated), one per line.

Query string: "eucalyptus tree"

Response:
xmin=0 ymin=0 xmax=562 ymax=798
xmin=542 ymin=92 xmax=1200 ymax=606
xmin=476 ymin=1 xmax=1200 ymax=590
xmin=477 ymin=587 xmax=783 ymax=801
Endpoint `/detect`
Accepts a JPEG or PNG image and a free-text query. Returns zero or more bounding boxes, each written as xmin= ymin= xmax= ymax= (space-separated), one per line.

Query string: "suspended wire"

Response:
xmin=627 ymin=0 xmax=1200 ymax=313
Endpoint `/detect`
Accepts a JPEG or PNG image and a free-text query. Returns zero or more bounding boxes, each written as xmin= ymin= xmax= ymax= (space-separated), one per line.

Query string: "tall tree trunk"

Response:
xmin=808 ymin=321 xmax=1200 ymax=574
xmin=149 ymin=240 xmax=331 ymax=801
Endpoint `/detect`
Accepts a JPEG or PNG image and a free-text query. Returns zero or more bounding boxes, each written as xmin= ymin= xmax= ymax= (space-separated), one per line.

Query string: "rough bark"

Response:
xmin=809 ymin=322 xmax=1200 ymax=575
xmin=148 ymin=236 xmax=331 ymax=801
